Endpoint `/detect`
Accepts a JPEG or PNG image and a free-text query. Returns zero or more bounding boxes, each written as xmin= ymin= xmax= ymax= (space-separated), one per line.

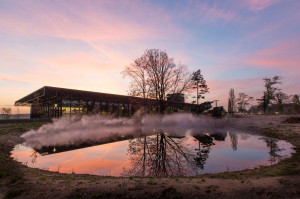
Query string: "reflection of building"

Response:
xmin=36 ymin=134 xmax=133 ymax=155
xmin=15 ymin=86 xmax=196 ymax=119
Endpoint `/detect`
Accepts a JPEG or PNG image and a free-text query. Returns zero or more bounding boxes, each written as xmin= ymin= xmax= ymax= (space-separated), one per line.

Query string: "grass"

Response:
xmin=147 ymin=178 xmax=157 ymax=185
xmin=193 ymin=185 xmax=200 ymax=190
xmin=4 ymin=189 xmax=24 ymax=199
xmin=0 ymin=122 xmax=46 ymax=135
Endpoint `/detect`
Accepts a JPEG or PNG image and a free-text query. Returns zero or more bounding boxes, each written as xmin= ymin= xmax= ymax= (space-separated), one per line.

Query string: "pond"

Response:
xmin=11 ymin=131 xmax=294 ymax=177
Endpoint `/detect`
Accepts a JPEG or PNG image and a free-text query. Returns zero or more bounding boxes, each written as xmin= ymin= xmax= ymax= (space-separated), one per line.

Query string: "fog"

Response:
xmin=22 ymin=112 xmax=235 ymax=149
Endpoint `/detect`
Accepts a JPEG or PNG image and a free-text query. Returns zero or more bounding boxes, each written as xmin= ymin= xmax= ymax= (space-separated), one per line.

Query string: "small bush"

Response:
xmin=283 ymin=116 xmax=300 ymax=123
xmin=4 ymin=189 xmax=23 ymax=199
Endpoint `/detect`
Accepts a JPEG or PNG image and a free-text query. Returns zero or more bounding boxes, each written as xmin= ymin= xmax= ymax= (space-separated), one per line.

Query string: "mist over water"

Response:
xmin=21 ymin=112 xmax=231 ymax=149
xmin=16 ymin=113 xmax=295 ymax=177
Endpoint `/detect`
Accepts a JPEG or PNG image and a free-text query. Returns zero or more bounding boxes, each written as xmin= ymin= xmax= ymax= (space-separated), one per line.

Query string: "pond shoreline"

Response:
xmin=0 ymin=115 xmax=299 ymax=199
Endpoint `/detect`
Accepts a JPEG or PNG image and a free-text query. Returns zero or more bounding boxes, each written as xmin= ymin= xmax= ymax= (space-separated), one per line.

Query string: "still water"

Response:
xmin=11 ymin=131 xmax=294 ymax=176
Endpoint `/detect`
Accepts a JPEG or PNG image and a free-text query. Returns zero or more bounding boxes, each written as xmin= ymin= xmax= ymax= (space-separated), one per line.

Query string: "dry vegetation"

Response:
xmin=0 ymin=116 xmax=299 ymax=199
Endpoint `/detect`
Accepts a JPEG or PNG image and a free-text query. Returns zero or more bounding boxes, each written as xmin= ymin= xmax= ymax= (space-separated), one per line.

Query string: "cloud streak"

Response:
xmin=246 ymin=0 xmax=282 ymax=11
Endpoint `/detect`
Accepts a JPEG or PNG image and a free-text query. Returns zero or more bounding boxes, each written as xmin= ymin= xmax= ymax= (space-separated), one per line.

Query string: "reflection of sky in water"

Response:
xmin=11 ymin=132 xmax=294 ymax=176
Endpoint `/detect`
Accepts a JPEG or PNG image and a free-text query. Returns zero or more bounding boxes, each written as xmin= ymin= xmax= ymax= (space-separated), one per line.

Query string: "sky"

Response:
xmin=0 ymin=0 xmax=299 ymax=113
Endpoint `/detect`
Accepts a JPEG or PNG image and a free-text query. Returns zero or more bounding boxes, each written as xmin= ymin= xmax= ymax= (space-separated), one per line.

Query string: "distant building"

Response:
xmin=167 ymin=93 xmax=185 ymax=103
xmin=15 ymin=86 xmax=196 ymax=119
xmin=211 ymin=106 xmax=226 ymax=117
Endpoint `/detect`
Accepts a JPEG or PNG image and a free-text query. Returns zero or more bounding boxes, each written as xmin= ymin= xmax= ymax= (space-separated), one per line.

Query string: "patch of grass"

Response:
xmin=9 ymin=175 xmax=24 ymax=184
xmin=89 ymin=192 xmax=113 ymax=199
xmin=68 ymin=188 xmax=89 ymax=199
xmin=147 ymin=178 xmax=157 ymax=185
xmin=283 ymin=116 xmax=300 ymax=124
xmin=4 ymin=189 xmax=23 ymax=199
xmin=39 ymin=175 xmax=47 ymax=181
xmin=0 ymin=170 xmax=9 ymax=178
xmin=0 ymin=122 xmax=47 ymax=135
xmin=173 ymin=193 xmax=183 ymax=199
xmin=193 ymin=185 xmax=200 ymax=190
xmin=65 ymin=175 xmax=75 ymax=184
xmin=159 ymin=187 xmax=182 ymax=199
xmin=277 ymin=179 xmax=284 ymax=184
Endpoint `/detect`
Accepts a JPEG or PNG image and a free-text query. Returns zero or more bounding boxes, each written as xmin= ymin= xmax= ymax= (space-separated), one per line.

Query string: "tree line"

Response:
xmin=228 ymin=76 xmax=300 ymax=114
xmin=0 ymin=107 xmax=12 ymax=119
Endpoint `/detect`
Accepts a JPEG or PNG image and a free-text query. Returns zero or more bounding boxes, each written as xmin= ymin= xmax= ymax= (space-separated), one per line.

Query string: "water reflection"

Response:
xmin=11 ymin=131 xmax=294 ymax=177
xmin=210 ymin=132 xmax=227 ymax=141
xmin=125 ymin=133 xmax=190 ymax=176
xmin=229 ymin=132 xmax=238 ymax=151
xmin=193 ymin=134 xmax=214 ymax=170
xmin=260 ymin=137 xmax=282 ymax=164
xmin=30 ymin=150 xmax=38 ymax=164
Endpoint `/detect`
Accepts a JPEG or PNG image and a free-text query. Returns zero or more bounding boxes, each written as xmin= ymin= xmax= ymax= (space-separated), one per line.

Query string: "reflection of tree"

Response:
xmin=127 ymin=136 xmax=149 ymax=176
xmin=193 ymin=134 xmax=214 ymax=170
xmin=229 ymin=132 xmax=238 ymax=151
xmin=210 ymin=132 xmax=227 ymax=141
xmin=125 ymin=132 xmax=190 ymax=176
xmin=261 ymin=137 xmax=281 ymax=164
xmin=30 ymin=150 xmax=38 ymax=164
xmin=240 ymin=133 xmax=250 ymax=140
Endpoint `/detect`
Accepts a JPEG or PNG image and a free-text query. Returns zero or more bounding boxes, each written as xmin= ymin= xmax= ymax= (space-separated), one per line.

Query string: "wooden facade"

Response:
xmin=15 ymin=86 xmax=196 ymax=119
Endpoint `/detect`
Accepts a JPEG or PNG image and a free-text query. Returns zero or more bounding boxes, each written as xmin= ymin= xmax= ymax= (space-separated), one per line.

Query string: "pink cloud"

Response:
xmin=246 ymin=0 xmax=282 ymax=11
xmin=41 ymin=51 xmax=117 ymax=71
xmin=0 ymin=0 xmax=184 ymax=42
xmin=244 ymin=40 xmax=300 ymax=71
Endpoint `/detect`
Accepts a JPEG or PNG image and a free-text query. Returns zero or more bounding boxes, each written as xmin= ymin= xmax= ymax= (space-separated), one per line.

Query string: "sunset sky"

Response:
xmin=0 ymin=0 xmax=299 ymax=113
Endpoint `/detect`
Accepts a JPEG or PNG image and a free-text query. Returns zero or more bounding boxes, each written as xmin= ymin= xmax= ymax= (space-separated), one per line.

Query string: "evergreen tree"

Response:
xmin=228 ymin=88 xmax=235 ymax=115
xmin=191 ymin=69 xmax=209 ymax=105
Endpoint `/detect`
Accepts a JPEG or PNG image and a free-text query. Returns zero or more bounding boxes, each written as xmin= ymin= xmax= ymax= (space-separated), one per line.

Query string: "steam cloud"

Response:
xmin=22 ymin=112 xmax=233 ymax=149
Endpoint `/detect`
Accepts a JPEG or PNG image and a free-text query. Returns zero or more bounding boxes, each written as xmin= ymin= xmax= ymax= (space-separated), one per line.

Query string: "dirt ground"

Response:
xmin=0 ymin=115 xmax=299 ymax=199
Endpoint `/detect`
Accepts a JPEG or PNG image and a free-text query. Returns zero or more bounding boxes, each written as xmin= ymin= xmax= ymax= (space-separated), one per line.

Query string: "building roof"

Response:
xmin=15 ymin=86 xmax=139 ymax=106
xmin=15 ymin=86 xmax=194 ymax=107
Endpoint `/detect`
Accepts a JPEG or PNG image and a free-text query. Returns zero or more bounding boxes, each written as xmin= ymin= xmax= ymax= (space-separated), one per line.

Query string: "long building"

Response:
xmin=15 ymin=86 xmax=196 ymax=119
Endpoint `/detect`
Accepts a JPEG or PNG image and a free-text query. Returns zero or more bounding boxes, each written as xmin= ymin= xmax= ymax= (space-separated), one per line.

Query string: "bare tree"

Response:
xmin=123 ymin=49 xmax=193 ymax=114
xmin=236 ymin=93 xmax=253 ymax=113
xmin=274 ymin=92 xmax=288 ymax=113
xmin=228 ymin=88 xmax=236 ymax=115
xmin=191 ymin=69 xmax=209 ymax=105
xmin=1 ymin=107 xmax=12 ymax=119
xmin=257 ymin=76 xmax=282 ymax=114
xmin=122 ymin=56 xmax=151 ymax=108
